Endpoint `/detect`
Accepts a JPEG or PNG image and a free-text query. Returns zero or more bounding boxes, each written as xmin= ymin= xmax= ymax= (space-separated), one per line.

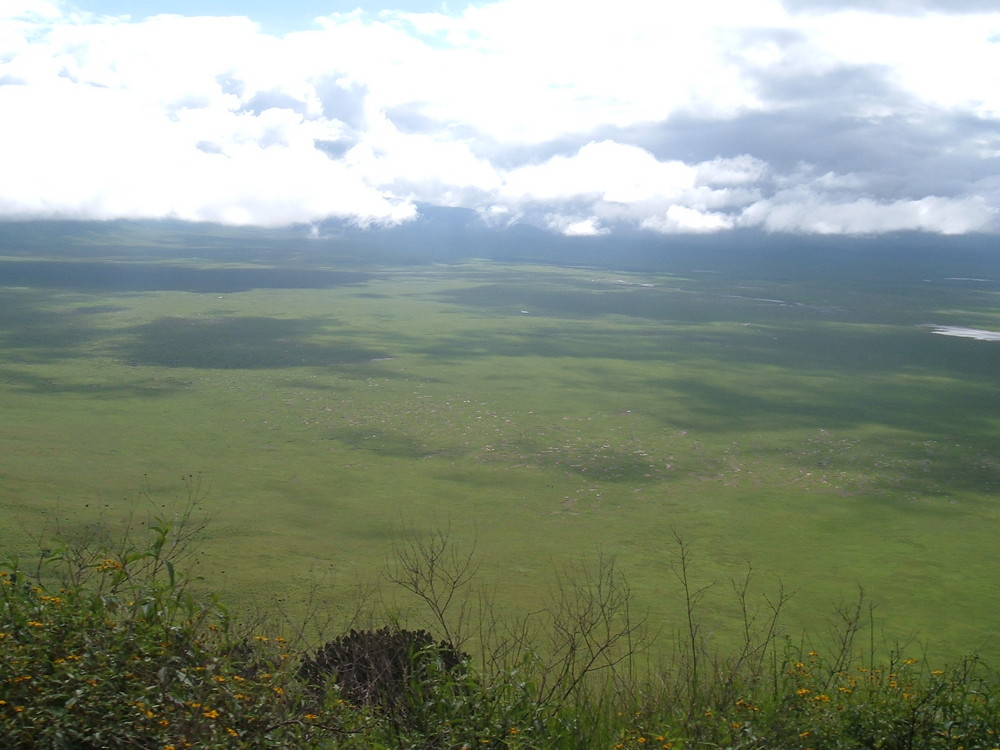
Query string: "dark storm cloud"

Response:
xmin=599 ymin=50 xmax=1000 ymax=204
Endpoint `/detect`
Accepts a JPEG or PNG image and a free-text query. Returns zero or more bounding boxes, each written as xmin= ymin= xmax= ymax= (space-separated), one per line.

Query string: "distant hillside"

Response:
xmin=2 ymin=215 xmax=999 ymax=283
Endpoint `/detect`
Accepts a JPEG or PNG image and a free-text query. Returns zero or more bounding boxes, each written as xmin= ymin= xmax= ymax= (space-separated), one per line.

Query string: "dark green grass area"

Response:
xmin=2 ymin=233 xmax=999 ymax=666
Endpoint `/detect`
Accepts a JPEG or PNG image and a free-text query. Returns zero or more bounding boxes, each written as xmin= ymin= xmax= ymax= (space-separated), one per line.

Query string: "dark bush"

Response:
xmin=297 ymin=626 xmax=468 ymax=722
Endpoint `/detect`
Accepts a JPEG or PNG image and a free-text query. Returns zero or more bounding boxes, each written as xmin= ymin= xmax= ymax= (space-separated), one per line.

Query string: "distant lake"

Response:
xmin=928 ymin=325 xmax=1000 ymax=341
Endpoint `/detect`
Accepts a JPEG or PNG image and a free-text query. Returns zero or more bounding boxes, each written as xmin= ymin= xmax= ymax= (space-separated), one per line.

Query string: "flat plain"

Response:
xmin=2 ymin=222 xmax=998 ymax=664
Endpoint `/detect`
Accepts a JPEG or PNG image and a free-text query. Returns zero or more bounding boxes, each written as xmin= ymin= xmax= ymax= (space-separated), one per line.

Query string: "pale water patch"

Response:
xmin=926 ymin=325 xmax=1000 ymax=341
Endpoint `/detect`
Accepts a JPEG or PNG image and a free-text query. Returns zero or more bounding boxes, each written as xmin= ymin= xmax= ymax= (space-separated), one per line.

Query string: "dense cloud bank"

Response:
xmin=1 ymin=0 xmax=999 ymax=236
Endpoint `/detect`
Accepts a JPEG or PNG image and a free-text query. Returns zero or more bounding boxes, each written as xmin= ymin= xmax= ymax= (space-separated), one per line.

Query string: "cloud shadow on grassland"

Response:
xmin=0 ymin=290 xmax=109 ymax=363
xmin=0 ymin=367 xmax=187 ymax=397
xmin=655 ymin=369 xmax=1000 ymax=436
xmin=412 ymin=314 xmax=1000 ymax=380
xmin=0 ymin=259 xmax=376 ymax=293
xmin=324 ymin=426 xmax=451 ymax=459
xmin=116 ymin=316 xmax=389 ymax=369
xmin=431 ymin=282 xmax=790 ymax=323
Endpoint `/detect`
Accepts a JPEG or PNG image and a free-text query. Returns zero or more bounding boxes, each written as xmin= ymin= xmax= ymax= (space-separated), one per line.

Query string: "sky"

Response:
xmin=1 ymin=0 xmax=999 ymax=236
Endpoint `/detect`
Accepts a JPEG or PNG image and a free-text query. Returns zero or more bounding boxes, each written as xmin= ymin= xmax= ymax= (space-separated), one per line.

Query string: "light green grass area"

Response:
xmin=2 ymin=245 xmax=999 ymax=665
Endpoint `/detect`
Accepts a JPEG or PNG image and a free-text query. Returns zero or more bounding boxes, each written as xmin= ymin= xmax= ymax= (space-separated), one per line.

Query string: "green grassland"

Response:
xmin=2 ymin=224 xmax=999 ymax=665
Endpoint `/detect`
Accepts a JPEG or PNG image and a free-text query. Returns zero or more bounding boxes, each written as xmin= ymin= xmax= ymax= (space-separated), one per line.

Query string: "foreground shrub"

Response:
xmin=2 ymin=507 xmax=999 ymax=749
xmin=0 ymin=512 xmax=581 ymax=749
xmin=0 ymin=516 xmax=367 ymax=749
xmin=611 ymin=648 xmax=1000 ymax=750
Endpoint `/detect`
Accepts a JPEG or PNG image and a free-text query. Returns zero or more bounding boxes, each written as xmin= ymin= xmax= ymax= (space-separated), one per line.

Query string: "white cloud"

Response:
xmin=500 ymin=141 xmax=697 ymax=204
xmin=498 ymin=142 xmax=761 ymax=208
xmin=332 ymin=0 xmax=785 ymax=140
xmin=0 ymin=0 xmax=998 ymax=234
xmin=545 ymin=214 xmax=609 ymax=236
xmin=742 ymin=192 xmax=998 ymax=234
xmin=494 ymin=142 xmax=764 ymax=233
xmin=695 ymin=155 xmax=770 ymax=186
xmin=0 ymin=71 xmax=412 ymax=226
xmin=344 ymin=115 xmax=502 ymax=203
xmin=1 ymin=0 xmax=62 ymax=21
xmin=642 ymin=205 xmax=737 ymax=233
xmin=793 ymin=10 xmax=1000 ymax=117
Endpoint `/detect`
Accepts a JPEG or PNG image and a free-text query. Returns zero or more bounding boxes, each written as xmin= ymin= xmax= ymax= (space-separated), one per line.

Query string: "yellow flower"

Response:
xmin=27 ymin=621 xmax=44 ymax=628
xmin=203 ymin=709 xmax=220 ymax=719
xmin=226 ymin=728 xmax=238 ymax=737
